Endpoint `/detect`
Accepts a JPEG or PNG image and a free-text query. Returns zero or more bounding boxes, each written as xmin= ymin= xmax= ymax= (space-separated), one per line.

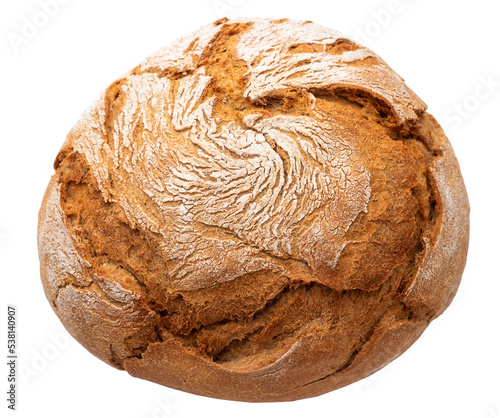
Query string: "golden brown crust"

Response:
xmin=122 ymin=306 xmax=428 ymax=402
xmin=38 ymin=18 xmax=469 ymax=401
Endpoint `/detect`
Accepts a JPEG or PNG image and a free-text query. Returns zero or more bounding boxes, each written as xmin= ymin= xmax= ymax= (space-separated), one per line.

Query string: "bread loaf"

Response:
xmin=38 ymin=17 xmax=469 ymax=402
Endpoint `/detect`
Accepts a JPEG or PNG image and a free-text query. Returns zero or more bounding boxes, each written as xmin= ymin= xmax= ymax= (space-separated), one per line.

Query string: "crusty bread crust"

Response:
xmin=38 ymin=18 xmax=469 ymax=402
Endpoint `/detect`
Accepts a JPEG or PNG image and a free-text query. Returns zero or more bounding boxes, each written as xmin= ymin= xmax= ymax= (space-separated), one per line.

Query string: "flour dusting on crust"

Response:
xmin=65 ymin=18 xmax=423 ymax=290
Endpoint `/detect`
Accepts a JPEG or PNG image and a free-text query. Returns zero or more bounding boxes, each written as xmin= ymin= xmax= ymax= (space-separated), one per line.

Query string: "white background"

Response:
xmin=1 ymin=0 xmax=499 ymax=417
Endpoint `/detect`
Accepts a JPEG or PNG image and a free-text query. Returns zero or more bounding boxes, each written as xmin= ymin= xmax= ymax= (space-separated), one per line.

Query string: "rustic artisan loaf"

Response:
xmin=38 ymin=17 xmax=469 ymax=402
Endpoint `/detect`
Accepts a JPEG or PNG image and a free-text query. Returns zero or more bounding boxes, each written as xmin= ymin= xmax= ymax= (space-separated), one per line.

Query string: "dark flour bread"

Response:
xmin=38 ymin=18 xmax=469 ymax=402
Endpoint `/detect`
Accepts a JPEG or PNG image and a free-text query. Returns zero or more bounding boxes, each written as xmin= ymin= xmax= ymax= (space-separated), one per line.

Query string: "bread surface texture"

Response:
xmin=38 ymin=17 xmax=469 ymax=402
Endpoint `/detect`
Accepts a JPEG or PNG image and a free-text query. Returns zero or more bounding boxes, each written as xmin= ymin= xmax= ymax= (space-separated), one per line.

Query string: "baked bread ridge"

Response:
xmin=38 ymin=17 xmax=469 ymax=402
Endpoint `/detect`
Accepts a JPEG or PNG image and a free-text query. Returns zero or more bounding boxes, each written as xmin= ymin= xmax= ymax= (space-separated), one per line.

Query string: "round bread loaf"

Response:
xmin=38 ymin=17 xmax=469 ymax=402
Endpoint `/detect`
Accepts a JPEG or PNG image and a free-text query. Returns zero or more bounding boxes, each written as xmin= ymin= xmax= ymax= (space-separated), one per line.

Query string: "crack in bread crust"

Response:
xmin=53 ymin=85 xmax=434 ymax=371
xmin=38 ymin=17 xmax=469 ymax=401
